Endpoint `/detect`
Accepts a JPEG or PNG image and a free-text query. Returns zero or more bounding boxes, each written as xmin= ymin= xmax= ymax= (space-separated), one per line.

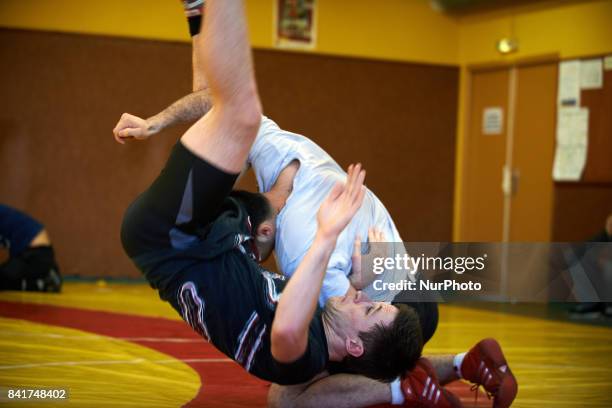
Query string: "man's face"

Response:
xmin=325 ymin=291 xmax=397 ymax=337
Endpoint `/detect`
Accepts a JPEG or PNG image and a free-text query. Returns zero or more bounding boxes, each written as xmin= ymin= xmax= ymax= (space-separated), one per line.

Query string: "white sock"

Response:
xmin=390 ymin=377 xmax=405 ymax=405
xmin=453 ymin=352 xmax=467 ymax=379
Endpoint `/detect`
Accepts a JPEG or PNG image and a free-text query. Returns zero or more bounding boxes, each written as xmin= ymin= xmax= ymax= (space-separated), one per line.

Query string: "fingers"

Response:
xmin=112 ymin=113 xmax=145 ymax=145
xmin=113 ymin=115 xmax=129 ymax=144
xmin=345 ymin=164 xmax=355 ymax=197
xmin=345 ymin=163 xmax=366 ymax=204
xmin=368 ymin=228 xmax=386 ymax=242
xmin=114 ymin=130 xmax=136 ymax=145
xmin=354 ymin=171 xmax=366 ymax=206
xmin=113 ymin=132 xmax=125 ymax=144
xmin=327 ymin=181 xmax=344 ymax=202
xmin=119 ymin=128 xmax=143 ymax=138
xmin=352 ymin=237 xmax=362 ymax=258
xmin=351 ymin=238 xmax=363 ymax=278
xmin=339 ymin=163 xmax=366 ymax=219
xmin=354 ymin=183 xmax=366 ymax=210
xmin=368 ymin=228 xmax=376 ymax=243
xmin=349 ymin=163 xmax=363 ymax=195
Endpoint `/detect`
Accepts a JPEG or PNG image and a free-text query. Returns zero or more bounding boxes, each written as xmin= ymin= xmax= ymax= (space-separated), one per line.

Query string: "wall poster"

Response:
xmin=275 ymin=0 xmax=317 ymax=49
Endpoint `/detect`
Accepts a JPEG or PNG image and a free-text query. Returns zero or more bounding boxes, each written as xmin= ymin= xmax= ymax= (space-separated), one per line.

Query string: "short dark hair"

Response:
xmin=339 ymin=304 xmax=423 ymax=382
xmin=229 ymin=190 xmax=274 ymax=233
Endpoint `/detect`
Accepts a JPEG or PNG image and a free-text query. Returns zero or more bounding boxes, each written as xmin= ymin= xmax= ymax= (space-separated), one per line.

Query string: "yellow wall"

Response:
xmin=0 ymin=0 xmax=277 ymax=47
xmin=0 ymin=0 xmax=187 ymax=41
xmin=3 ymin=0 xmax=609 ymax=65
xmin=316 ymin=0 xmax=458 ymax=65
xmin=458 ymin=0 xmax=612 ymax=64
xmin=0 ymin=0 xmax=459 ymax=66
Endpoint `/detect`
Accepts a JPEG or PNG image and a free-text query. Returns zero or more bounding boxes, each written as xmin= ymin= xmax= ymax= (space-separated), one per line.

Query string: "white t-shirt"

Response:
xmin=248 ymin=116 xmax=407 ymax=305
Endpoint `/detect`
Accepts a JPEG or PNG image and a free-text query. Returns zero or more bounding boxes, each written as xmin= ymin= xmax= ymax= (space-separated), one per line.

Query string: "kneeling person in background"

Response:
xmin=0 ymin=204 xmax=62 ymax=292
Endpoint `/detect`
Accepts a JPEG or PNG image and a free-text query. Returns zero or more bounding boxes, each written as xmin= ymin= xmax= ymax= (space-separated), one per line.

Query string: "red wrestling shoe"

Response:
xmin=402 ymin=358 xmax=463 ymax=407
xmin=460 ymin=339 xmax=518 ymax=408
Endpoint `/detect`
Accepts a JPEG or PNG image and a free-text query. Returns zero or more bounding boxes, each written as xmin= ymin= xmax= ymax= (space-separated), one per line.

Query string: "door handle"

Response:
xmin=502 ymin=166 xmax=520 ymax=196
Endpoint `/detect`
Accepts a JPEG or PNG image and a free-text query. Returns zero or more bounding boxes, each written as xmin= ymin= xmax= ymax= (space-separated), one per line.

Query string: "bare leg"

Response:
xmin=184 ymin=0 xmax=207 ymax=91
xmin=428 ymin=354 xmax=459 ymax=385
xmin=268 ymin=374 xmax=391 ymax=408
xmin=181 ymin=0 xmax=262 ymax=173
xmin=267 ymin=354 xmax=459 ymax=408
xmin=191 ymin=34 xmax=208 ymax=92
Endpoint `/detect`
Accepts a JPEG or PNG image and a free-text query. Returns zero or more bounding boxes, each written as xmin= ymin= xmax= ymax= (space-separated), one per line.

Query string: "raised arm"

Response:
xmin=271 ymin=164 xmax=366 ymax=363
xmin=113 ymin=89 xmax=212 ymax=144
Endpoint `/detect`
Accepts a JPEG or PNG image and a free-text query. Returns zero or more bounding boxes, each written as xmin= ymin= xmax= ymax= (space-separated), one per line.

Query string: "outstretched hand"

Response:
xmin=317 ymin=163 xmax=366 ymax=240
xmin=112 ymin=113 xmax=155 ymax=144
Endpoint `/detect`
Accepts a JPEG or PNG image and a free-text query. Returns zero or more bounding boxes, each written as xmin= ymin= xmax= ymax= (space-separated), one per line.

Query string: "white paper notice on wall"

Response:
xmin=604 ymin=55 xmax=612 ymax=71
xmin=482 ymin=107 xmax=504 ymax=135
xmin=580 ymin=59 xmax=603 ymax=89
xmin=553 ymin=107 xmax=589 ymax=181
xmin=558 ymin=60 xmax=581 ymax=107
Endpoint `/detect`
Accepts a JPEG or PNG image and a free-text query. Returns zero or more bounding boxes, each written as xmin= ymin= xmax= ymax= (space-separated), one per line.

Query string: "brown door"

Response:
xmin=461 ymin=60 xmax=557 ymax=242
xmin=510 ymin=62 xmax=557 ymax=241
xmin=461 ymin=68 xmax=509 ymax=241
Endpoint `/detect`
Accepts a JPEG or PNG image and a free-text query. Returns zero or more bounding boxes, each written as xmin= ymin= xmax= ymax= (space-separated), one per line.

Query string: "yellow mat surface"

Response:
xmin=2 ymin=283 xmax=612 ymax=407
xmin=0 ymin=317 xmax=199 ymax=407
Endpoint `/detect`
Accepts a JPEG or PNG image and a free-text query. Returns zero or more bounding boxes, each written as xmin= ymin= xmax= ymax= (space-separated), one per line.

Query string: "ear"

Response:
xmin=345 ymin=336 xmax=364 ymax=358
xmin=256 ymin=220 xmax=274 ymax=242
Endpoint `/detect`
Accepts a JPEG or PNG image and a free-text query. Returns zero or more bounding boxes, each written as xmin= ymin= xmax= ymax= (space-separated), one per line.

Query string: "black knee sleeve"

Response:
xmin=0 ymin=246 xmax=61 ymax=292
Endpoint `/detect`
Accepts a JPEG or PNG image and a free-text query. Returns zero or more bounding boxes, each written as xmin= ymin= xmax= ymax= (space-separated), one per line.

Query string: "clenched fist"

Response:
xmin=112 ymin=113 xmax=156 ymax=144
